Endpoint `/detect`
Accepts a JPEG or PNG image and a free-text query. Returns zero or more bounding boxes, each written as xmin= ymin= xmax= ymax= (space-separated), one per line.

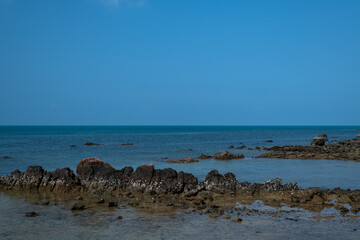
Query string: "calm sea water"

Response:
xmin=1 ymin=126 xmax=360 ymax=240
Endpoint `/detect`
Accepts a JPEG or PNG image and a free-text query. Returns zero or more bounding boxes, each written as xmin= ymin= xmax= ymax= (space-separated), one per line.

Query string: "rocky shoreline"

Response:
xmin=1 ymin=157 xmax=360 ymax=219
xmin=257 ymin=135 xmax=360 ymax=161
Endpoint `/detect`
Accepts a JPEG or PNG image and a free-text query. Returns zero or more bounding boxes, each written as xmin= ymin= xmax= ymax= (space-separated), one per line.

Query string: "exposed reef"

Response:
xmin=257 ymin=136 xmax=360 ymax=162
xmin=1 ymin=157 xmax=360 ymax=218
xmin=166 ymin=157 xmax=199 ymax=163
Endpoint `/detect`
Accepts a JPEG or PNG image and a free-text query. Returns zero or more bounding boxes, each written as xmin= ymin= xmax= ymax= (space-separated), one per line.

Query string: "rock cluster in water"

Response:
xmin=1 ymin=157 xmax=360 ymax=217
xmin=257 ymin=136 xmax=360 ymax=162
xmin=1 ymin=157 xmax=294 ymax=195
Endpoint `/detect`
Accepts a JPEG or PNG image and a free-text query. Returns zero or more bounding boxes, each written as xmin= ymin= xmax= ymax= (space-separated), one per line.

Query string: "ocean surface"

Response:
xmin=1 ymin=126 xmax=360 ymax=239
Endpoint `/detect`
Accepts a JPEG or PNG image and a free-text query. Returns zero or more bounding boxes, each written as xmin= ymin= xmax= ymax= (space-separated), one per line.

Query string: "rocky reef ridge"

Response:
xmin=1 ymin=157 xmax=360 ymax=217
xmin=257 ymin=135 xmax=360 ymax=161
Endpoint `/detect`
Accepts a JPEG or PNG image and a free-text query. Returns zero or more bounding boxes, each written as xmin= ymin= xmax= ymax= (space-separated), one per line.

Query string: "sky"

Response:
xmin=0 ymin=0 xmax=359 ymax=125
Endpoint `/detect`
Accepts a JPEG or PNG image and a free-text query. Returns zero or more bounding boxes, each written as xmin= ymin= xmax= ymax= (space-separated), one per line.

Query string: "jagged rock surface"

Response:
xmin=0 ymin=157 xmax=300 ymax=195
xmin=257 ymin=138 xmax=360 ymax=161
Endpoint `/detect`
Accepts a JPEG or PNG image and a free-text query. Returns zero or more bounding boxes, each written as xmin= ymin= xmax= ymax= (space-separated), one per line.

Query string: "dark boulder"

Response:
xmin=132 ymin=164 xmax=154 ymax=182
xmin=311 ymin=134 xmax=328 ymax=147
xmin=76 ymin=157 xmax=116 ymax=181
xmin=261 ymin=178 xmax=283 ymax=192
xmin=213 ymin=151 xmax=244 ymax=160
xmin=203 ymin=170 xmax=238 ymax=193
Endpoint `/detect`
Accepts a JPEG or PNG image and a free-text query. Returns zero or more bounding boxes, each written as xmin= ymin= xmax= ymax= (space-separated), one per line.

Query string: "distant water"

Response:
xmin=1 ymin=126 xmax=360 ymax=240
xmin=1 ymin=125 xmax=360 ymax=189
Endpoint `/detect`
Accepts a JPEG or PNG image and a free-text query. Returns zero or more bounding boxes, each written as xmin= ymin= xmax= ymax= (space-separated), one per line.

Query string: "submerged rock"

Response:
xmin=235 ymin=145 xmax=246 ymax=149
xmin=25 ymin=212 xmax=38 ymax=217
xmin=166 ymin=157 xmax=199 ymax=164
xmin=213 ymin=151 xmax=244 ymax=160
xmin=84 ymin=142 xmax=101 ymax=146
xmin=70 ymin=203 xmax=85 ymax=211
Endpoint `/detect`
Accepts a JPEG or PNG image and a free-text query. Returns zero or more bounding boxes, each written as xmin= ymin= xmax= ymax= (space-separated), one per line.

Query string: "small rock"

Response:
xmin=117 ymin=216 xmax=123 ymax=220
xmin=223 ymin=214 xmax=231 ymax=219
xmin=227 ymin=146 xmax=234 ymax=149
xmin=108 ymin=202 xmax=118 ymax=207
xmin=235 ymin=145 xmax=246 ymax=149
xmin=209 ymin=213 xmax=219 ymax=218
xmin=265 ymin=140 xmax=273 ymax=142
xmin=121 ymin=143 xmax=134 ymax=146
xmin=25 ymin=212 xmax=38 ymax=217
xmin=84 ymin=142 xmax=101 ymax=146
xmin=69 ymin=145 xmax=76 ymax=148
xmin=340 ymin=207 xmax=349 ymax=215
xmin=70 ymin=203 xmax=85 ymax=211
xmin=232 ymin=217 xmax=242 ymax=223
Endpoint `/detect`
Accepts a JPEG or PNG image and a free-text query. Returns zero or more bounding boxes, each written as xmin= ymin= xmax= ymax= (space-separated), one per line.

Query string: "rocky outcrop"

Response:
xmin=213 ymin=151 xmax=244 ymax=160
xmin=257 ymin=137 xmax=360 ymax=162
xmin=166 ymin=157 xmax=199 ymax=163
xmin=311 ymin=134 xmax=328 ymax=147
xmin=198 ymin=154 xmax=212 ymax=159
xmin=2 ymin=157 xmax=360 ymax=218
xmin=202 ymin=170 xmax=238 ymax=193
xmin=0 ymin=166 xmax=77 ymax=193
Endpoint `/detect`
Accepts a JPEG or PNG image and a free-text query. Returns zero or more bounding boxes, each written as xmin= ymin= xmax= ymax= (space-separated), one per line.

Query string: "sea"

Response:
xmin=1 ymin=126 xmax=360 ymax=239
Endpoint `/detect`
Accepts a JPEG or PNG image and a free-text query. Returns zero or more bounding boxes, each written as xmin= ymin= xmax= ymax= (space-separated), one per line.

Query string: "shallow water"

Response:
xmin=0 ymin=193 xmax=359 ymax=240
xmin=1 ymin=126 xmax=360 ymax=239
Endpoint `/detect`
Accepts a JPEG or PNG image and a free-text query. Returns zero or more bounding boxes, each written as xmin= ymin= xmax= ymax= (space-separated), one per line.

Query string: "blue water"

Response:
xmin=1 ymin=125 xmax=360 ymax=189
xmin=1 ymin=126 xmax=360 ymax=240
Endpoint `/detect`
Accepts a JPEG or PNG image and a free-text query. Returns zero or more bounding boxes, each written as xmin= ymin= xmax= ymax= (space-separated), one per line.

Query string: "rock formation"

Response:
xmin=257 ymin=136 xmax=360 ymax=161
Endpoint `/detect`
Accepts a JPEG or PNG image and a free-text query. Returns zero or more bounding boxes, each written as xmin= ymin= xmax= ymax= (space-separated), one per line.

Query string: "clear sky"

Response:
xmin=0 ymin=0 xmax=359 ymax=125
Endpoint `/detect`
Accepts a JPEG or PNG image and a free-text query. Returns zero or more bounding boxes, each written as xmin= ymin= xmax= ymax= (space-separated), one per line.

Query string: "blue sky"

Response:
xmin=0 ymin=0 xmax=359 ymax=125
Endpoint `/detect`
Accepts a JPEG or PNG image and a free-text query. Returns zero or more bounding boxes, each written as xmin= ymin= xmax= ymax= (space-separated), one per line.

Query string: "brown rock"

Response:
xmin=166 ymin=157 xmax=199 ymax=164
xmin=76 ymin=157 xmax=115 ymax=181
xmin=213 ymin=151 xmax=244 ymax=160
xmin=198 ymin=154 xmax=212 ymax=159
